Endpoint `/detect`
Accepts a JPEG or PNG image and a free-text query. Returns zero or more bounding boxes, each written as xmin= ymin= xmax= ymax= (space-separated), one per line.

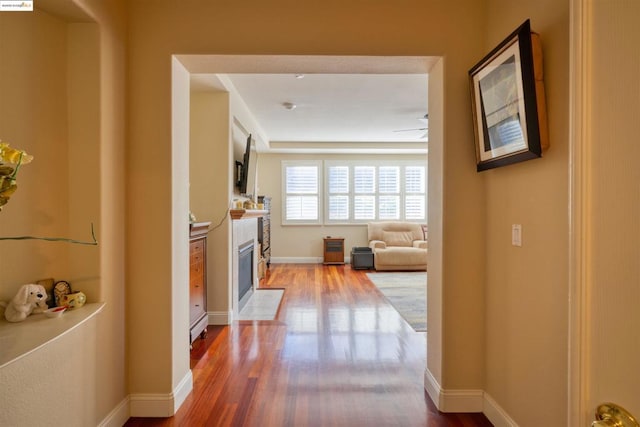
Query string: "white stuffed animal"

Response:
xmin=0 ymin=284 xmax=49 ymax=322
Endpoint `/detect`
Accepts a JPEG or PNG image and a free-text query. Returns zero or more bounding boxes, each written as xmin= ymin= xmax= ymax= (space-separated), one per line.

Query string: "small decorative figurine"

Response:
xmin=0 ymin=284 xmax=48 ymax=322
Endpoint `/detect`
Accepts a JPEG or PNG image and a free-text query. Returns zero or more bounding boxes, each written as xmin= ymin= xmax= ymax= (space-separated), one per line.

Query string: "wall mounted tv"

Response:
xmin=236 ymin=134 xmax=257 ymax=197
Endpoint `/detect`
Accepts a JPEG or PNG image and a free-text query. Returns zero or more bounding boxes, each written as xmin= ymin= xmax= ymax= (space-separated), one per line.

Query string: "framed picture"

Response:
xmin=469 ymin=19 xmax=549 ymax=172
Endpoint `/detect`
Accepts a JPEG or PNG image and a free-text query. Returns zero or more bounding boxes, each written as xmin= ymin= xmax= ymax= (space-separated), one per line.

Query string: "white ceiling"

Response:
xmin=184 ymin=55 xmax=433 ymax=153
xmin=225 ymin=73 xmax=428 ymax=144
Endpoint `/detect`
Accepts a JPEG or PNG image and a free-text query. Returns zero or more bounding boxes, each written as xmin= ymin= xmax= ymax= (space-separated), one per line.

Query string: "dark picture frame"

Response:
xmin=469 ymin=19 xmax=549 ymax=172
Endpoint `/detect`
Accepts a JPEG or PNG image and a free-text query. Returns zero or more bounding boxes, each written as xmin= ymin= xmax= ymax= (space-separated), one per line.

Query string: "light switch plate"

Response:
xmin=512 ymin=224 xmax=522 ymax=247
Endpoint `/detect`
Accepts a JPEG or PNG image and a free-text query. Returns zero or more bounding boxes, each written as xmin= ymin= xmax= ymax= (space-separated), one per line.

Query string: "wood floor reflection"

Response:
xmin=126 ymin=264 xmax=492 ymax=427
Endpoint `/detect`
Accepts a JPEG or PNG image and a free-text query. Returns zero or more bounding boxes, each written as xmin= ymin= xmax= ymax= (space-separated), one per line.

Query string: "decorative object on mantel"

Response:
xmin=43 ymin=306 xmax=67 ymax=318
xmin=469 ymin=19 xmax=549 ymax=171
xmin=51 ymin=279 xmax=86 ymax=310
xmin=53 ymin=280 xmax=72 ymax=307
xmin=0 ymin=283 xmax=49 ymax=322
xmin=59 ymin=291 xmax=86 ymax=310
xmin=0 ymin=141 xmax=33 ymax=211
xmin=230 ymin=209 xmax=268 ymax=220
xmin=0 ymin=222 xmax=98 ymax=245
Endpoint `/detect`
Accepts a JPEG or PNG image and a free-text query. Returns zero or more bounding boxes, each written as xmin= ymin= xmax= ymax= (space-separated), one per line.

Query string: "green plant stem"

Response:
xmin=0 ymin=223 xmax=98 ymax=245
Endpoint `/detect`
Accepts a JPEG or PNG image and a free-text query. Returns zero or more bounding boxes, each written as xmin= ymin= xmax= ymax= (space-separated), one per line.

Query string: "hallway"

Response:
xmin=126 ymin=264 xmax=491 ymax=426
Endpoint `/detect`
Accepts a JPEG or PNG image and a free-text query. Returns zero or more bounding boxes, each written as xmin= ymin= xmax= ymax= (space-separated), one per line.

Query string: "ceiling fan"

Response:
xmin=393 ymin=114 xmax=428 ymax=139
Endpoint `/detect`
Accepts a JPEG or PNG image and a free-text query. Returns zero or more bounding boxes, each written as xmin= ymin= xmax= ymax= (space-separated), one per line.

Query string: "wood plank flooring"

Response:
xmin=126 ymin=264 xmax=492 ymax=427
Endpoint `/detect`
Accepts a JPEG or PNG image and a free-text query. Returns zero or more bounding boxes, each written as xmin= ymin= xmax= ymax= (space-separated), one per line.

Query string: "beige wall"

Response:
xmin=483 ymin=0 xmax=570 ymax=425
xmin=0 ymin=10 xmax=71 ymax=293
xmin=67 ymin=23 xmax=101 ymax=302
xmin=0 ymin=1 xmax=602 ymax=425
xmin=0 ymin=0 xmax=580 ymax=424
xmin=0 ymin=1 xmax=128 ymax=425
xmin=190 ymin=91 xmax=232 ymax=316
xmin=127 ymin=0 xmax=488 ymax=407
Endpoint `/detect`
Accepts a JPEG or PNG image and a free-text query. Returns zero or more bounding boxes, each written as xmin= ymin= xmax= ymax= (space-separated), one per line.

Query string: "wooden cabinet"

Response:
xmin=258 ymin=196 xmax=271 ymax=266
xmin=190 ymin=222 xmax=210 ymax=345
xmin=323 ymin=237 xmax=345 ymax=265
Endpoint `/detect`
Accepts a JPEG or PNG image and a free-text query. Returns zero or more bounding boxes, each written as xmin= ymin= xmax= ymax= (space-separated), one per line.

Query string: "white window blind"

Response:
xmin=325 ymin=161 xmax=427 ymax=223
xmin=378 ymin=166 xmax=399 ymax=219
xmin=405 ymin=166 xmax=426 ymax=220
xmin=353 ymin=166 xmax=375 ymax=220
xmin=379 ymin=166 xmax=399 ymax=193
xmin=328 ymin=195 xmax=349 ymax=220
xmin=354 ymin=166 xmax=375 ymax=193
xmin=328 ymin=166 xmax=349 ymax=220
xmin=354 ymin=195 xmax=375 ymax=220
xmin=283 ymin=162 xmax=321 ymax=223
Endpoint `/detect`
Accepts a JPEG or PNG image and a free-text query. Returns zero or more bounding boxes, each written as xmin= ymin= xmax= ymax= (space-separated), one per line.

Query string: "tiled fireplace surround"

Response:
xmin=231 ymin=217 xmax=258 ymax=318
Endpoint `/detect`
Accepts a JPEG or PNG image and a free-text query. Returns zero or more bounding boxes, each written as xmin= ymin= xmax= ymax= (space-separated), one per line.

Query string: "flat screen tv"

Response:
xmin=236 ymin=134 xmax=257 ymax=197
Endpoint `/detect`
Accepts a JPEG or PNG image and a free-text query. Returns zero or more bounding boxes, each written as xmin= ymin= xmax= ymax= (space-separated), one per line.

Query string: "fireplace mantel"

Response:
xmin=230 ymin=209 xmax=268 ymax=220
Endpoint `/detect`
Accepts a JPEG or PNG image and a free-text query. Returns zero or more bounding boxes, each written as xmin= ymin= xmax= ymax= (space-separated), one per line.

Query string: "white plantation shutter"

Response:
xmin=286 ymin=166 xmax=317 ymax=194
xmin=354 ymin=195 xmax=375 ymax=220
xmin=405 ymin=195 xmax=425 ymax=220
xmin=379 ymin=195 xmax=400 ymax=219
xmin=378 ymin=166 xmax=399 ymax=219
xmin=405 ymin=166 xmax=426 ymax=220
xmin=379 ymin=166 xmax=399 ymax=193
xmin=328 ymin=195 xmax=349 ymax=220
xmin=354 ymin=166 xmax=375 ymax=220
xmin=318 ymin=160 xmax=427 ymax=224
xmin=327 ymin=166 xmax=349 ymax=220
xmin=354 ymin=166 xmax=375 ymax=193
xmin=286 ymin=196 xmax=318 ymax=220
xmin=405 ymin=166 xmax=425 ymax=193
xmin=328 ymin=166 xmax=349 ymax=193
xmin=283 ymin=162 xmax=321 ymax=223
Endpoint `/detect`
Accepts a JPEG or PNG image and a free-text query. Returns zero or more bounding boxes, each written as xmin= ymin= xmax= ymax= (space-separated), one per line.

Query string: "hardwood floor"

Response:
xmin=126 ymin=264 xmax=492 ymax=427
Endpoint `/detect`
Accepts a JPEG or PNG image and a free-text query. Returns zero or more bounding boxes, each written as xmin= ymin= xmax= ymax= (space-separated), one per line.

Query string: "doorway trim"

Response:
xmin=568 ymin=0 xmax=592 ymax=425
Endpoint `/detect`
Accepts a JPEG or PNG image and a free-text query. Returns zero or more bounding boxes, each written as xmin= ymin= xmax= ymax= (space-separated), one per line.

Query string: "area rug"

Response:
xmin=238 ymin=289 xmax=284 ymax=321
xmin=366 ymin=272 xmax=427 ymax=332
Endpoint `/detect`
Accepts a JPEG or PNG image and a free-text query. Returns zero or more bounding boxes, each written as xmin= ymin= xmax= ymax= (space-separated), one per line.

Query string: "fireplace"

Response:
xmin=232 ymin=217 xmax=258 ymax=319
xmin=238 ymin=240 xmax=254 ymax=310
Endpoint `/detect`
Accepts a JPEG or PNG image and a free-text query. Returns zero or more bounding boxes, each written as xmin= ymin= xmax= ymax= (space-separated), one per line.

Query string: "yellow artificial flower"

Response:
xmin=0 ymin=141 xmax=33 ymax=211
xmin=0 ymin=142 xmax=33 ymax=165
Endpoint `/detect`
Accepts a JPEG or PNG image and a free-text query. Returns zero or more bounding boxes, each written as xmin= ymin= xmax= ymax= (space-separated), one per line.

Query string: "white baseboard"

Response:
xmin=483 ymin=393 xmax=519 ymax=427
xmin=424 ymin=369 xmax=518 ymax=425
xmin=271 ymin=256 xmax=323 ymax=264
xmin=98 ymin=396 xmax=130 ymax=427
xmin=208 ymin=310 xmax=231 ymax=325
xmin=423 ymin=368 xmax=483 ymax=412
xmin=129 ymin=371 xmax=193 ymax=417
xmin=424 ymin=368 xmax=442 ymax=409
xmin=173 ymin=371 xmax=193 ymax=413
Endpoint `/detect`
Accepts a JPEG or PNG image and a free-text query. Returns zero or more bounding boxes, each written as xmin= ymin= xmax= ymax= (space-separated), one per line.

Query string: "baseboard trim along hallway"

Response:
xmin=424 ymin=368 xmax=518 ymax=426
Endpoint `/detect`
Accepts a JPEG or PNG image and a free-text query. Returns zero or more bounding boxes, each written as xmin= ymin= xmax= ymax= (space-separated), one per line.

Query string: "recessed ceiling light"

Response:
xmin=283 ymin=102 xmax=297 ymax=110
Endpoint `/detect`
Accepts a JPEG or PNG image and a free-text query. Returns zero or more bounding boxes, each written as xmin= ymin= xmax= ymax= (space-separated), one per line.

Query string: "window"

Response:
xmin=282 ymin=160 xmax=426 ymax=225
xmin=326 ymin=161 xmax=427 ymax=224
xmin=282 ymin=161 xmax=322 ymax=224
